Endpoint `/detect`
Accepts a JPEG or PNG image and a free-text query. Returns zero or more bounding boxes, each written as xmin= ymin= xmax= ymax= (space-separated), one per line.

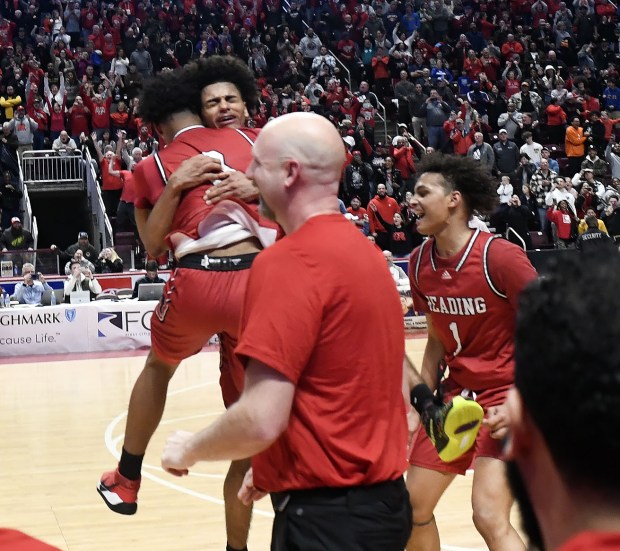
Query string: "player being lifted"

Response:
xmin=98 ymin=57 xmax=278 ymax=551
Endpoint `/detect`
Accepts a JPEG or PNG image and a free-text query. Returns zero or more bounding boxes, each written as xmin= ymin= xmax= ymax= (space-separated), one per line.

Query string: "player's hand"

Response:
xmin=237 ymin=468 xmax=267 ymax=506
xmin=483 ymin=404 xmax=509 ymax=440
xmin=168 ymin=154 xmax=227 ymax=195
xmin=161 ymin=430 xmax=196 ymax=476
xmin=204 ymin=171 xmax=259 ymax=205
xmin=406 ymin=407 xmax=421 ymax=453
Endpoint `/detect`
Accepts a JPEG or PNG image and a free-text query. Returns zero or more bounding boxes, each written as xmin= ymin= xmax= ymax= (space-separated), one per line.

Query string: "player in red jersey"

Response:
xmin=98 ymin=58 xmax=277 ymax=551
xmin=405 ymin=154 xmax=537 ymax=551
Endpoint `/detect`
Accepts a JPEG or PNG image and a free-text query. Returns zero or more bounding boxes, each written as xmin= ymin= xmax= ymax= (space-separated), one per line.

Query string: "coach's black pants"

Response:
xmin=270 ymin=477 xmax=412 ymax=551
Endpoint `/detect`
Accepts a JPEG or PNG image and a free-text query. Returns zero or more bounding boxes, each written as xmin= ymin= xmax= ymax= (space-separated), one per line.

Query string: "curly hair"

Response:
xmin=138 ymin=68 xmax=196 ymax=125
xmin=515 ymin=251 xmax=620 ymax=497
xmin=183 ymin=55 xmax=259 ymax=113
xmin=415 ymin=153 xmax=498 ymax=215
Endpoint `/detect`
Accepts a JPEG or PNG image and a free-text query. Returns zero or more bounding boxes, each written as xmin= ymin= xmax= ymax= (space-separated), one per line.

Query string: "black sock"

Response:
xmin=118 ymin=447 xmax=144 ymax=481
xmin=410 ymin=383 xmax=435 ymax=416
xmin=226 ymin=545 xmax=248 ymax=551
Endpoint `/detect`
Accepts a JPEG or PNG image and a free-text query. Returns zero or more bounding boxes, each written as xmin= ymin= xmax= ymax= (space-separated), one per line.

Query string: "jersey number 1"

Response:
xmin=449 ymin=321 xmax=462 ymax=356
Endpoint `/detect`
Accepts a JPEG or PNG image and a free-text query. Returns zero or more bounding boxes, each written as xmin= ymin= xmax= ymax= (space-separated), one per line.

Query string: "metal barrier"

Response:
xmin=506 ymin=227 xmax=526 ymax=251
xmin=20 ymin=150 xmax=85 ymax=188
xmin=0 ymin=245 xmax=135 ymax=278
xmin=84 ymin=148 xmax=114 ymax=250
xmin=21 ymin=177 xmax=33 ymax=231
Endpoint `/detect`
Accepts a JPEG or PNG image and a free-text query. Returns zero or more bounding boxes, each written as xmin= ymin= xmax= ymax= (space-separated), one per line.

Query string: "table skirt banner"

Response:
xmin=0 ymin=300 xmax=157 ymax=357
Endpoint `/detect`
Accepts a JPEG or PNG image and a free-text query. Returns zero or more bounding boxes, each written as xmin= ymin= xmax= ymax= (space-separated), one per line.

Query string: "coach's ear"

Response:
xmin=283 ymin=159 xmax=301 ymax=189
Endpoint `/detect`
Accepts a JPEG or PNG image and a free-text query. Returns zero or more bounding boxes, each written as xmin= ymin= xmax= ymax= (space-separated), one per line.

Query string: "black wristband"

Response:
xmin=410 ymin=383 xmax=435 ymax=415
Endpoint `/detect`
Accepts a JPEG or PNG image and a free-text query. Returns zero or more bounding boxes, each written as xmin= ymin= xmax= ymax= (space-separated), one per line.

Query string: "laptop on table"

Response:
xmin=70 ymin=290 xmax=91 ymax=304
xmin=137 ymin=283 xmax=165 ymax=301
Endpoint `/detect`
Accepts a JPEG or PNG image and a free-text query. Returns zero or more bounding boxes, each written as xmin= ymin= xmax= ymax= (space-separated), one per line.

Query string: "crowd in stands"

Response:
xmin=1 ymin=0 xmax=620 ymax=260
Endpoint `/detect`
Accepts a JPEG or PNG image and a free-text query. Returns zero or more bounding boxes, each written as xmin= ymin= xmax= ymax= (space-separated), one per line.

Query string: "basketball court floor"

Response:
xmin=0 ymin=338 xmax=522 ymax=550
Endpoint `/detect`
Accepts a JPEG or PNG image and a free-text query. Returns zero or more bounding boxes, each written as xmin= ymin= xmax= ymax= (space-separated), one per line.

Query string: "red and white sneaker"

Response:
xmin=97 ymin=467 xmax=141 ymax=515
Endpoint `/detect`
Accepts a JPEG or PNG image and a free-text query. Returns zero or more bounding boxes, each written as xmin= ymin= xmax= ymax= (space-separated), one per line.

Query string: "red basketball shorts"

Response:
xmin=150 ymin=266 xmax=250 ymax=407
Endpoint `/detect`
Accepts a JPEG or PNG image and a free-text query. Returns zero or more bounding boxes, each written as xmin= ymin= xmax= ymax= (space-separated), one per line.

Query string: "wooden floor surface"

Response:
xmin=0 ymin=340 xmax=521 ymax=550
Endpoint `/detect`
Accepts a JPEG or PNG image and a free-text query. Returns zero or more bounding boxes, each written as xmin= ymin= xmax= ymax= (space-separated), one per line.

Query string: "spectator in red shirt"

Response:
xmin=84 ymin=88 xmax=112 ymax=138
xmin=0 ymin=15 xmax=17 ymax=50
xmin=101 ymin=34 xmax=117 ymax=62
xmin=392 ymin=136 xmax=416 ymax=181
xmin=88 ymin=24 xmax=106 ymax=52
xmin=450 ymin=118 xmax=476 ymax=155
xmin=68 ymin=96 xmax=91 ymax=141
xmin=92 ymin=133 xmax=122 ymax=216
xmin=27 ymin=96 xmax=48 ymax=151
xmin=81 ymin=0 xmax=99 ymax=38
xmin=501 ymin=34 xmax=525 ymax=59
xmin=547 ymin=199 xmax=577 ymax=247
xmin=368 ymin=182 xmax=401 ymax=249
xmin=108 ymin=154 xmax=139 ymax=235
xmin=47 ymin=96 xmax=68 ymax=140
xmin=463 ymin=50 xmax=483 ymax=80
xmin=371 ymin=47 xmax=390 ymax=102
xmin=110 ymin=101 xmax=129 ymax=133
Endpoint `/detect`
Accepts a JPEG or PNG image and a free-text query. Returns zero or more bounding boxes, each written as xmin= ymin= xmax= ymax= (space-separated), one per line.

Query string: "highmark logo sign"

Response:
xmin=0 ymin=309 xmax=75 ymax=347
xmin=0 ymin=311 xmax=65 ymax=326
xmin=97 ymin=310 xmax=153 ymax=338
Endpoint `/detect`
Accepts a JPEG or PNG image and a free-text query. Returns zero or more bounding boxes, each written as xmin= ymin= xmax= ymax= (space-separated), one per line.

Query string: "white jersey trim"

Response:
xmin=483 ymin=236 xmax=508 ymax=299
xmin=429 ymin=229 xmax=480 ymax=273
xmin=414 ymin=238 xmax=429 ymax=287
xmin=455 ymin=229 xmax=480 ymax=272
xmin=153 ymin=151 xmax=167 ymax=185
xmin=173 ymin=125 xmax=204 ymax=140
xmin=234 ymin=128 xmax=256 ymax=146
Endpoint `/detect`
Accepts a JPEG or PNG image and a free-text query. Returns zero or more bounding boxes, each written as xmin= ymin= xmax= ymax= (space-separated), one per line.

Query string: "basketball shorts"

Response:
xmin=408 ymin=380 xmax=512 ymax=475
xmin=150 ymin=260 xmax=252 ymax=407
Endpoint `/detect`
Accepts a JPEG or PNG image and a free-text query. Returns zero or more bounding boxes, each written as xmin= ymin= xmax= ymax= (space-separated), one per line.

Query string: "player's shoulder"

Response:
xmin=484 ymin=233 xmax=527 ymax=257
xmin=132 ymin=153 xmax=154 ymax=179
xmin=485 ymin=235 xmax=537 ymax=282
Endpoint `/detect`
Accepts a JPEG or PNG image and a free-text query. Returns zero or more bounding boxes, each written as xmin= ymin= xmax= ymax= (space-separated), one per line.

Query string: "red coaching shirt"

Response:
xmin=409 ymin=230 xmax=537 ymax=390
xmin=236 ymin=214 xmax=408 ymax=493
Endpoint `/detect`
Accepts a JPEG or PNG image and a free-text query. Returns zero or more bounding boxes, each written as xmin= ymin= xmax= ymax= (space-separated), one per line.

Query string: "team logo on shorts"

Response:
xmin=97 ymin=311 xmax=123 ymax=337
xmin=65 ymin=309 xmax=77 ymax=323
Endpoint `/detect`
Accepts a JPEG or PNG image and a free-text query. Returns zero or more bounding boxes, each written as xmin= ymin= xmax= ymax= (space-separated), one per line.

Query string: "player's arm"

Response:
xmin=203 ymin=170 xmax=259 ymax=205
xmin=161 ymin=359 xmax=294 ymax=474
xmin=418 ymin=315 xmax=446 ymax=390
xmin=136 ymin=155 xmax=228 ymax=257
